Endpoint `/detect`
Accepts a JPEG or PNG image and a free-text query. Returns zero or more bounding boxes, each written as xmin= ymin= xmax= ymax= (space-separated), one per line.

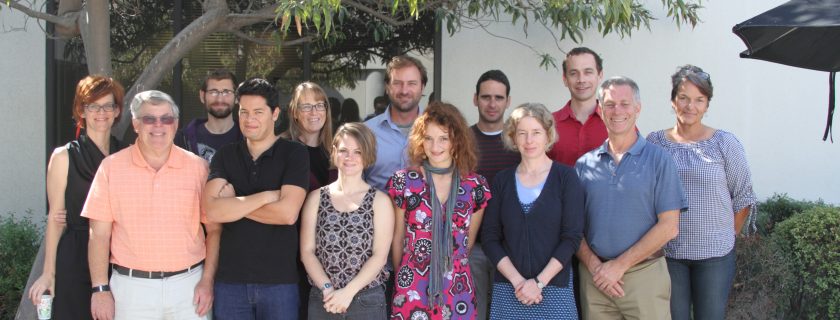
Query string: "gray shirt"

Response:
xmin=575 ymin=133 xmax=687 ymax=259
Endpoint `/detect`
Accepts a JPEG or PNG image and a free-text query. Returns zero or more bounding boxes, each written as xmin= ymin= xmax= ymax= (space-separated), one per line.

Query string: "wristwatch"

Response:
xmin=91 ymin=284 xmax=111 ymax=293
xmin=535 ymin=278 xmax=545 ymax=289
xmin=322 ymin=282 xmax=333 ymax=291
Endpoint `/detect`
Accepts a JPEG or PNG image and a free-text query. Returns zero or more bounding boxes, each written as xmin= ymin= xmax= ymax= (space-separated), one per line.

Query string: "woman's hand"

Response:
xmin=28 ymin=274 xmax=54 ymax=305
xmin=323 ymin=288 xmax=355 ymax=314
xmin=515 ymin=279 xmax=543 ymax=305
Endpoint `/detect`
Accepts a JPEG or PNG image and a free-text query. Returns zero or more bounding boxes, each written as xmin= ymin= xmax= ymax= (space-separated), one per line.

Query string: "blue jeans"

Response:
xmin=307 ymin=285 xmax=387 ymax=320
xmin=667 ymin=248 xmax=736 ymax=320
xmin=213 ymin=281 xmax=299 ymax=320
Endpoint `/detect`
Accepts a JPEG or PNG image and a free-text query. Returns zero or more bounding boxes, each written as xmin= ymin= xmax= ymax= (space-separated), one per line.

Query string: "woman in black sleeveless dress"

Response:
xmin=28 ymin=76 xmax=126 ymax=319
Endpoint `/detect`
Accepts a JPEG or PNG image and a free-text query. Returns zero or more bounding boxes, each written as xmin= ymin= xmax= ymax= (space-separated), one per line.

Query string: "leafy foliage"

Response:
xmin=0 ymin=213 xmax=40 ymax=320
xmin=773 ymin=206 xmax=840 ymax=319
xmin=754 ymin=193 xmax=826 ymax=235
xmin=276 ymin=0 xmax=703 ymax=69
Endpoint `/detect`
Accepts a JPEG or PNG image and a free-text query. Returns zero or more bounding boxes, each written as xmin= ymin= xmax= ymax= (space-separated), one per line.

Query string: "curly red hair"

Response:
xmin=407 ymin=102 xmax=477 ymax=173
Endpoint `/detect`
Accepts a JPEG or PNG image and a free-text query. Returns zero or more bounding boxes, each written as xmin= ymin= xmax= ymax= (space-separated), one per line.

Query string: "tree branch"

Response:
xmin=226 ymin=3 xmax=280 ymax=29
xmin=228 ymin=29 xmax=313 ymax=46
xmin=342 ymin=1 xmax=416 ymax=27
xmin=5 ymin=0 xmax=77 ymax=29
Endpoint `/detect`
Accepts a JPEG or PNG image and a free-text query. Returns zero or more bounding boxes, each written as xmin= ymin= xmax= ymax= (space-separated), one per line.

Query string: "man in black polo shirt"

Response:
xmin=202 ymin=78 xmax=309 ymax=319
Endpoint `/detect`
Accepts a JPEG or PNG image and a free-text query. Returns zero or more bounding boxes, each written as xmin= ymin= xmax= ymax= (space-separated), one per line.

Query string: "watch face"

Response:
xmin=324 ymin=283 xmax=332 ymax=290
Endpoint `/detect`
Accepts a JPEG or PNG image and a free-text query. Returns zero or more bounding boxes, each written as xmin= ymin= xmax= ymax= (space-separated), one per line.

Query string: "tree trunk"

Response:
xmin=79 ymin=0 xmax=112 ymax=76
xmin=114 ymin=5 xmax=230 ymax=138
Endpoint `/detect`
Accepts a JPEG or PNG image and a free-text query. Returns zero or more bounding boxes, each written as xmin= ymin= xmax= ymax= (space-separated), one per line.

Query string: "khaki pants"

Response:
xmin=579 ymin=257 xmax=671 ymax=320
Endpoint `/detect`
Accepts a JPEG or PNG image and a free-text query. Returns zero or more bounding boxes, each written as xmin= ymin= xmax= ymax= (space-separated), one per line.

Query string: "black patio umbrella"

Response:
xmin=732 ymin=0 xmax=840 ymax=141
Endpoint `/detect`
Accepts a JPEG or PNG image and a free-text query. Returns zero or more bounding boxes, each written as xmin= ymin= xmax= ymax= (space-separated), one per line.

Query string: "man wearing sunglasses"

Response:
xmin=202 ymin=78 xmax=309 ymax=319
xmin=84 ymin=90 xmax=220 ymax=320
xmin=175 ymin=69 xmax=243 ymax=163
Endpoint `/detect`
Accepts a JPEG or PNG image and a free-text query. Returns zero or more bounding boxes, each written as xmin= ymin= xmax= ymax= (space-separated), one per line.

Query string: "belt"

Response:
xmin=112 ymin=261 xmax=204 ymax=279
xmin=598 ymin=249 xmax=664 ymax=266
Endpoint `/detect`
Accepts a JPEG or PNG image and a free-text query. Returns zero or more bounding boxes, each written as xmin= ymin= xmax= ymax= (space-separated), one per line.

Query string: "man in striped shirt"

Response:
xmin=469 ymin=69 xmax=520 ymax=320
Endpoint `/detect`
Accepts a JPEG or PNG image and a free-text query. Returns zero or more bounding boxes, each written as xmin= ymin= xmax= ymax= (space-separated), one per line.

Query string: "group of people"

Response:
xmin=28 ymin=47 xmax=755 ymax=320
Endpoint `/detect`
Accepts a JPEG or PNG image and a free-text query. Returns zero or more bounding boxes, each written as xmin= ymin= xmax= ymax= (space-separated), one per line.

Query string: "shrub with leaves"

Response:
xmin=754 ymin=193 xmax=826 ymax=235
xmin=0 ymin=213 xmax=41 ymax=320
xmin=773 ymin=206 xmax=840 ymax=319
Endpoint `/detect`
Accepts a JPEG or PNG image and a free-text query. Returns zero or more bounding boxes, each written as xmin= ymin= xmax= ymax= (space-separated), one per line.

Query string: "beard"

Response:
xmin=206 ymin=103 xmax=233 ymax=119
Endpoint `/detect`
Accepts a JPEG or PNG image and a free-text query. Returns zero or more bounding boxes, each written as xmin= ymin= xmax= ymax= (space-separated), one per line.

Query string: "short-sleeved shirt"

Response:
xmin=363 ymin=106 xmax=422 ymax=191
xmin=208 ymin=137 xmax=310 ymax=284
xmin=548 ymin=101 xmax=608 ymax=167
xmin=647 ymin=130 xmax=756 ymax=260
xmin=471 ymin=125 xmax=521 ymax=184
xmin=82 ymin=144 xmax=208 ymax=272
xmin=575 ymin=134 xmax=688 ymax=259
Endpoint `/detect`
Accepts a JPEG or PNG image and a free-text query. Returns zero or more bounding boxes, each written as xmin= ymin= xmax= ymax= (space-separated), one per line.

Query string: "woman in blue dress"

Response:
xmin=481 ymin=103 xmax=584 ymax=319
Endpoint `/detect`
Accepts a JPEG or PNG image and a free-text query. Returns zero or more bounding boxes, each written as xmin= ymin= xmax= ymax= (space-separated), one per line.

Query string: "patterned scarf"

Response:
xmin=423 ymin=160 xmax=459 ymax=307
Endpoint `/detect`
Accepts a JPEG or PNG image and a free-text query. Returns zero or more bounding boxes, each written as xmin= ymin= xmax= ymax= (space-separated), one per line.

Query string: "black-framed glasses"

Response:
xmin=85 ymin=102 xmax=117 ymax=113
xmin=206 ymin=89 xmax=234 ymax=97
xmin=140 ymin=115 xmax=177 ymax=125
xmin=300 ymin=103 xmax=327 ymax=113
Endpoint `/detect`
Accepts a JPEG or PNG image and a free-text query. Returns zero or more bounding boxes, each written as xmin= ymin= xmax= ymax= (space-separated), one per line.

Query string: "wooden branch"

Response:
xmin=226 ymin=3 xmax=280 ymax=29
xmin=342 ymin=1 xmax=416 ymax=27
xmin=6 ymin=0 xmax=77 ymax=29
xmin=229 ymin=29 xmax=313 ymax=47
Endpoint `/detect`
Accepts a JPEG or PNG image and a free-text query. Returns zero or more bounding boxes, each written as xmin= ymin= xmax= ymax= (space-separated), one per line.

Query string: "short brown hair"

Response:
xmin=331 ymin=122 xmax=377 ymax=169
xmin=407 ymin=102 xmax=477 ymax=173
xmin=502 ymin=103 xmax=558 ymax=152
xmin=386 ymin=55 xmax=428 ymax=86
xmin=72 ymin=75 xmax=125 ymax=129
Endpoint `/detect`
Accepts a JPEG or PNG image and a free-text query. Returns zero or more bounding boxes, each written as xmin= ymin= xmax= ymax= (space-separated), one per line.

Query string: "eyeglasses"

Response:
xmin=206 ymin=89 xmax=234 ymax=97
xmin=139 ymin=115 xmax=177 ymax=125
xmin=299 ymin=103 xmax=327 ymax=113
xmin=85 ymin=102 xmax=117 ymax=113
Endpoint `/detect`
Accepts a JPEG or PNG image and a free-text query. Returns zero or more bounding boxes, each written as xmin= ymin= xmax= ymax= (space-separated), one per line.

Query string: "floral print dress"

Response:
xmin=387 ymin=168 xmax=491 ymax=320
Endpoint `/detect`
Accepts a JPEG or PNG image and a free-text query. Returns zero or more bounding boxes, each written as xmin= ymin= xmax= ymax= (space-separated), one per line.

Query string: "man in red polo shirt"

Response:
xmin=548 ymin=47 xmax=608 ymax=166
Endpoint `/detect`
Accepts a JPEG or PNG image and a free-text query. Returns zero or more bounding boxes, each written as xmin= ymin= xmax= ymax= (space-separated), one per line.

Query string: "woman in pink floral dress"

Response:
xmin=387 ymin=102 xmax=491 ymax=320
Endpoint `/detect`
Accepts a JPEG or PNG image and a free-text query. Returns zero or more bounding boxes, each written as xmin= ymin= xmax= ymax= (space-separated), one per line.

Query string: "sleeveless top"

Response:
xmin=311 ymin=186 xmax=389 ymax=289
xmin=64 ymin=134 xmax=124 ymax=231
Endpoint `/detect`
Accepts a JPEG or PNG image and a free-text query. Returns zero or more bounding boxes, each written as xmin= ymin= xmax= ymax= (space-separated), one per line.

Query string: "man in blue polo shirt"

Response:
xmin=575 ymin=76 xmax=687 ymax=320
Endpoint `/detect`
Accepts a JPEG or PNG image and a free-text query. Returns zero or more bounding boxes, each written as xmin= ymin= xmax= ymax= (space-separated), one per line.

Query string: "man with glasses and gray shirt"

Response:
xmin=175 ymin=69 xmax=243 ymax=162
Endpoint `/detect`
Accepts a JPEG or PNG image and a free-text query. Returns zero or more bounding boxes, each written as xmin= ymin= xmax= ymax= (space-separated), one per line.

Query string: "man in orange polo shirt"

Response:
xmin=83 ymin=90 xmax=221 ymax=320
xmin=548 ymin=47 xmax=608 ymax=167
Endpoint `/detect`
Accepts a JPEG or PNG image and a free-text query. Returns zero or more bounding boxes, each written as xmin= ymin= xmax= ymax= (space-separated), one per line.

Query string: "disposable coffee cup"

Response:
xmin=37 ymin=291 xmax=52 ymax=320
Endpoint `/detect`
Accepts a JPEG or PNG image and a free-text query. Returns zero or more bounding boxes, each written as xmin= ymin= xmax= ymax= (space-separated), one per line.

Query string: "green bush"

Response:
xmin=754 ymin=193 xmax=826 ymax=235
xmin=0 ymin=213 xmax=41 ymax=320
xmin=772 ymin=206 xmax=840 ymax=319
xmin=727 ymin=235 xmax=795 ymax=319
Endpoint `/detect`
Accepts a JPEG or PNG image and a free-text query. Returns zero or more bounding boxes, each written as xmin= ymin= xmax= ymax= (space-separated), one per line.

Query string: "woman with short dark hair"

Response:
xmin=646 ymin=65 xmax=756 ymax=320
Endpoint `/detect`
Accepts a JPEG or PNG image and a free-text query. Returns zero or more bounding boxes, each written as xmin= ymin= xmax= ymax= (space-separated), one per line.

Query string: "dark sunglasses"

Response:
xmin=140 ymin=115 xmax=177 ymax=125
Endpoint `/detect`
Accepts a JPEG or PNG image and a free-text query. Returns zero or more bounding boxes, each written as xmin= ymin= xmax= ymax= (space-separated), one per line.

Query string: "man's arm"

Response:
xmin=193 ymin=221 xmax=221 ymax=316
xmin=202 ymin=178 xmax=279 ymax=223
xmin=246 ymin=184 xmax=307 ymax=225
xmin=89 ymin=219 xmax=114 ymax=320
xmin=591 ymin=209 xmax=679 ymax=294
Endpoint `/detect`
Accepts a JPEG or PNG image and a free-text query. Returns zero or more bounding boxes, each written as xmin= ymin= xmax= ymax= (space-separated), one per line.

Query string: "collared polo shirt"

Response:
xmin=548 ymin=101 xmax=608 ymax=167
xmin=208 ymin=137 xmax=309 ymax=284
xmin=575 ymin=134 xmax=687 ymax=259
xmin=82 ymin=144 xmax=208 ymax=272
xmin=363 ymin=105 xmax=422 ymax=191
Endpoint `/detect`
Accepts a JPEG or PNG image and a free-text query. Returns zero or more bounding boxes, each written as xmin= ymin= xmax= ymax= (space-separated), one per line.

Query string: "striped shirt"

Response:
xmin=471 ymin=125 xmax=521 ymax=184
xmin=647 ymin=130 xmax=756 ymax=260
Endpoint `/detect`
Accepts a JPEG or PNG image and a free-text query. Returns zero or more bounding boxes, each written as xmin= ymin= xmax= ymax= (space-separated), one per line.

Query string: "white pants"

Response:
xmin=111 ymin=265 xmax=209 ymax=320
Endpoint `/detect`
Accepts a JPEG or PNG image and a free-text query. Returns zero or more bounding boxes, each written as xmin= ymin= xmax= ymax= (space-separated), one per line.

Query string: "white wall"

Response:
xmin=0 ymin=10 xmax=47 ymax=220
xmin=442 ymin=0 xmax=840 ymax=203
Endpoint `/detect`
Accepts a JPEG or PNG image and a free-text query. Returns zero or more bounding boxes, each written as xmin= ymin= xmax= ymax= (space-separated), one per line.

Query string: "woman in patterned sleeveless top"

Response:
xmin=300 ymin=123 xmax=395 ymax=319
